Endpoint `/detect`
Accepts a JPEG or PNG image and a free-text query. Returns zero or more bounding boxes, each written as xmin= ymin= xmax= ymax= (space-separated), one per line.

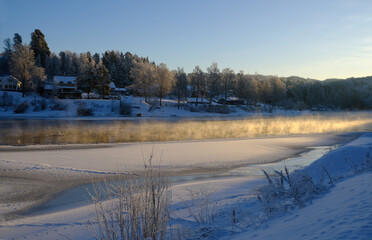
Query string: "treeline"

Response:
xmin=1 ymin=30 xmax=371 ymax=109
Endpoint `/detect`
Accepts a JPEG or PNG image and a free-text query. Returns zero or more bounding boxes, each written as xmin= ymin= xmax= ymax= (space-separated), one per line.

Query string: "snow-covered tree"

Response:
xmin=221 ymin=68 xmax=235 ymax=101
xmin=206 ymin=62 xmax=221 ymax=104
xmin=10 ymin=44 xmax=46 ymax=97
xmin=131 ymin=60 xmax=156 ymax=102
xmin=155 ymin=63 xmax=173 ymax=106
xmin=174 ymin=68 xmax=189 ymax=109
xmin=189 ymin=66 xmax=205 ymax=106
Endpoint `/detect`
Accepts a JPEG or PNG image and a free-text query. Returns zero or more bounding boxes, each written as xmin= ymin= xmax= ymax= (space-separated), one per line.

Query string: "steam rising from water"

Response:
xmin=1 ymin=112 xmax=372 ymax=145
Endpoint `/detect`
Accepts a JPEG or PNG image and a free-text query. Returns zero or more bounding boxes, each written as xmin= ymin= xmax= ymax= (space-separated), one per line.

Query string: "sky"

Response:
xmin=1 ymin=0 xmax=372 ymax=80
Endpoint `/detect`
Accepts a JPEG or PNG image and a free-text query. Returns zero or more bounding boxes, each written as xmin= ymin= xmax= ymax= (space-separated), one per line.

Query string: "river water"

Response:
xmin=1 ymin=112 xmax=372 ymax=145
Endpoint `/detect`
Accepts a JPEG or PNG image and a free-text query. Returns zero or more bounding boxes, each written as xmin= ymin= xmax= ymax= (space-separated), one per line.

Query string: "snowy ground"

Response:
xmin=230 ymin=172 xmax=372 ymax=240
xmin=0 ymin=91 xmax=296 ymax=119
xmin=0 ymin=133 xmax=371 ymax=239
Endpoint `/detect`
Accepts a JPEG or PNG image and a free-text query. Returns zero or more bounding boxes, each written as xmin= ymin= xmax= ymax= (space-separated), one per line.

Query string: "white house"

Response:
xmin=110 ymin=82 xmax=128 ymax=97
xmin=0 ymin=75 xmax=21 ymax=91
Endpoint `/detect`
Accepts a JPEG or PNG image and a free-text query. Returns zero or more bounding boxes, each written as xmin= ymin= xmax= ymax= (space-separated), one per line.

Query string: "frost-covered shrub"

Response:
xmin=39 ymin=99 xmax=48 ymax=110
xmin=90 ymin=158 xmax=170 ymax=240
xmin=51 ymin=100 xmax=67 ymax=110
xmin=0 ymin=92 xmax=15 ymax=107
xmin=33 ymin=99 xmax=48 ymax=111
xmin=256 ymin=168 xmax=325 ymax=216
xmin=119 ymin=100 xmax=132 ymax=116
xmin=183 ymin=185 xmax=217 ymax=225
xmin=77 ymin=103 xmax=93 ymax=116
xmin=14 ymin=101 xmax=29 ymax=113
xmin=110 ymin=100 xmax=119 ymax=113
xmin=148 ymin=100 xmax=160 ymax=112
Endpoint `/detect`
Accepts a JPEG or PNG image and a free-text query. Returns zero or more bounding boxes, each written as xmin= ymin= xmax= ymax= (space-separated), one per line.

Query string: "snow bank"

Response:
xmin=229 ymin=133 xmax=372 ymax=240
xmin=298 ymin=133 xmax=372 ymax=184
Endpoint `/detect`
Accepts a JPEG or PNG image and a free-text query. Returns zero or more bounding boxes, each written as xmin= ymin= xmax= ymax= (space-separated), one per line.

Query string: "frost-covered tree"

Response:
xmin=155 ymin=63 xmax=173 ymax=106
xmin=206 ymin=62 xmax=221 ymax=104
xmin=174 ymin=68 xmax=189 ymax=109
xmin=92 ymin=53 xmax=100 ymax=65
xmin=221 ymin=68 xmax=235 ymax=102
xmin=30 ymin=29 xmax=50 ymax=68
xmin=77 ymin=53 xmax=96 ymax=99
xmin=131 ymin=60 xmax=156 ymax=102
xmin=189 ymin=66 xmax=205 ymax=106
xmin=95 ymin=63 xmax=110 ymax=98
xmin=10 ymin=44 xmax=46 ymax=97
xmin=271 ymin=76 xmax=286 ymax=106
xmin=235 ymin=73 xmax=259 ymax=105
xmin=45 ymin=53 xmax=62 ymax=78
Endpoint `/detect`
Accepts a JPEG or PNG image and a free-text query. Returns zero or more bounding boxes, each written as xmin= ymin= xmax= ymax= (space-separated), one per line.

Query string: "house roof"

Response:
xmin=110 ymin=82 xmax=116 ymax=88
xmin=115 ymin=88 xmax=127 ymax=92
xmin=0 ymin=75 xmax=21 ymax=84
xmin=53 ymin=76 xmax=77 ymax=84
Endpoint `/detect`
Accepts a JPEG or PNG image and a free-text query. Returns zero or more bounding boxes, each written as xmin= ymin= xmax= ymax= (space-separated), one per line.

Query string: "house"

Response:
xmin=44 ymin=76 xmax=80 ymax=98
xmin=0 ymin=75 xmax=21 ymax=91
xmin=110 ymin=82 xmax=128 ymax=98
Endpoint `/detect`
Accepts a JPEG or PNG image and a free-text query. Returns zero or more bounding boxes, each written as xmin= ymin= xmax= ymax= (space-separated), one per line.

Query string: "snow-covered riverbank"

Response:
xmin=1 ymin=132 xmax=371 ymax=239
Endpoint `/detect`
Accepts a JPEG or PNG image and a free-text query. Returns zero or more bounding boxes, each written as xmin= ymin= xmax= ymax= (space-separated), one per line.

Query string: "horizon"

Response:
xmin=2 ymin=0 xmax=372 ymax=80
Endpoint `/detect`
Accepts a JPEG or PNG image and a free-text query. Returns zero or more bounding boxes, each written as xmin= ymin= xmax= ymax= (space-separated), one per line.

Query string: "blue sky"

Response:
xmin=1 ymin=0 xmax=372 ymax=80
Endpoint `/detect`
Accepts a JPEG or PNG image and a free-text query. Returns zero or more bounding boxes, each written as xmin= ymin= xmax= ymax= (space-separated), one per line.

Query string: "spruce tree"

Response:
xmin=13 ymin=33 xmax=22 ymax=46
xmin=30 ymin=29 xmax=51 ymax=68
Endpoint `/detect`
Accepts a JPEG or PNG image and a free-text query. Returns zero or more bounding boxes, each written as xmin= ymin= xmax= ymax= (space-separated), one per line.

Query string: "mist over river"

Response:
xmin=0 ymin=112 xmax=371 ymax=145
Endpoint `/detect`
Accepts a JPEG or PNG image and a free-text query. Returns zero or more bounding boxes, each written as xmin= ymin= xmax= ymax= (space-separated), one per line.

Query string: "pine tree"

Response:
xmin=13 ymin=33 xmax=22 ymax=46
xmin=30 ymin=29 xmax=51 ymax=68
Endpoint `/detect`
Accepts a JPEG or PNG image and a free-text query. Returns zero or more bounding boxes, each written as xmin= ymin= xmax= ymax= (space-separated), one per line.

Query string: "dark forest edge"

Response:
xmin=1 ymin=30 xmax=371 ymax=111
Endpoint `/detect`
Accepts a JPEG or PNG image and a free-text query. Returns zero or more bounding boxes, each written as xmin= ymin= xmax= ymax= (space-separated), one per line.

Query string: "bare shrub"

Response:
xmin=14 ymin=101 xmax=29 ymax=113
xmin=90 ymin=158 xmax=170 ymax=240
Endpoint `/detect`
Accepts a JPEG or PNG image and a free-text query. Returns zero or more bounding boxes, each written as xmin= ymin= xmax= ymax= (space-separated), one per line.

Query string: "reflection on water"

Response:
xmin=1 ymin=112 xmax=372 ymax=145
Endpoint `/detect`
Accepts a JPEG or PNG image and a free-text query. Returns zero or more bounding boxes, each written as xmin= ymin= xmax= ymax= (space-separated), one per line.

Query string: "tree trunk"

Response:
xmin=22 ymin=80 xmax=25 ymax=98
